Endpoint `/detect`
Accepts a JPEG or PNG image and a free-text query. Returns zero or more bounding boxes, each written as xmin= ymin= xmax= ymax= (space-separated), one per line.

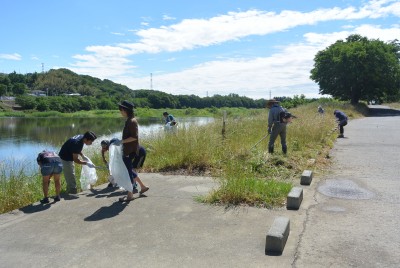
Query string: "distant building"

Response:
xmin=29 ymin=90 xmax=46 ymax=96
xmin=63 ymin=93 xmax=81 ymax=96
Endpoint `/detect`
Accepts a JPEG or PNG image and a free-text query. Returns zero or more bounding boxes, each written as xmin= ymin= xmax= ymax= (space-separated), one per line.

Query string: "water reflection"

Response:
xmin=0 ymin=116 xmax=213 ymax=177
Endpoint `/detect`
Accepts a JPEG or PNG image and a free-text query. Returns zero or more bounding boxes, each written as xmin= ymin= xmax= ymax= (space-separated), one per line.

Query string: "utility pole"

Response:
xmin=42 ymin=63 xmax=44 ymax=73
xmin=150 ymin=73 xmax=153 ymax=90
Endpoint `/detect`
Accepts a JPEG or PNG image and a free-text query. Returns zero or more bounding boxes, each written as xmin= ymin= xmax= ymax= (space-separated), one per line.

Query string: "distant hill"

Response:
xmin=1 ymin=68 xmax=310 ymax=112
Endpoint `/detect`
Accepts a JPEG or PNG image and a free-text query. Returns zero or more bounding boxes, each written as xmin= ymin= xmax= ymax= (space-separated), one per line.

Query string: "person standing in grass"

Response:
xmin=58 ymin=131 xmax=97 ymax=194
xmin=117 ymin=100 xmax=149 ymax=202
xmin=267 ymin=99 xmax=288 ymax=154
xmin=334 ymin=110 xmax=348 ymax=138
xmin=36 ymin=150 xmax=63 ymax=204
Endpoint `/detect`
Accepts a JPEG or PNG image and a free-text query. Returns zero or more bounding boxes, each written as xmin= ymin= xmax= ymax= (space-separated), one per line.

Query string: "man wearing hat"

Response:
xmin=59 ymin=131 xmax=97 ymax=194
xmin=267 ymin=99 xmax=288 ymax=154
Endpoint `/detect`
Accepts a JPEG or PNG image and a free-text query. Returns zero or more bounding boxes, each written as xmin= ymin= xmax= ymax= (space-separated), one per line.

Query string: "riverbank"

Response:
xmin=0 ymin=106 xmax=263 ymax=118
xmin=1 ymin=101 xmax=367 ymax=213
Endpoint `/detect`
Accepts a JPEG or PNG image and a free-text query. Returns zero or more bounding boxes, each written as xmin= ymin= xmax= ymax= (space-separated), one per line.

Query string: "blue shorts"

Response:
xmin=40 ymin=162 xmax=63 ymax=176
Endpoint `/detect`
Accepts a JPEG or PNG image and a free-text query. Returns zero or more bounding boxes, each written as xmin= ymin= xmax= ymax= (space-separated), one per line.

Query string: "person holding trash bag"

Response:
xmin=36 ymin=150 xmax=63 ymax=204
xmin=59 ymin=131 xmax=97 ymax=194
xmin=116 ymin=100 xmax=149 ymax=202
xmin=101 ymin=139 xmax=147 ymax=188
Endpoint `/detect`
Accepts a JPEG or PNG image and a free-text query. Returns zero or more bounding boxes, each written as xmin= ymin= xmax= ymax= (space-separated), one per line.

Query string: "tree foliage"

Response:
xmin=1 ymin=68 xmax=314 ymax=112
xmin=311 ymin=35 xmax=400 ymax=104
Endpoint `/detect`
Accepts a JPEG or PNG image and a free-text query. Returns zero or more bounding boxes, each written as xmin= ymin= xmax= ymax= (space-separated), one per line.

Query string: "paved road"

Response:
xmin=0 ymin=106 xmax=399 ymax=267
xmin=295 ymin=106 xmax=400 ymax=268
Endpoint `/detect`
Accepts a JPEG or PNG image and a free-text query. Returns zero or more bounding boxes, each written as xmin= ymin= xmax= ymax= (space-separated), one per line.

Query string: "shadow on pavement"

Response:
xmin=84 ymin=201 xmax=129 ymax=221
xmin=86 ymin=187 xmax=120 ymax=198
xmin=368 ymin=106 xmax=400 ymax=116
xmin=19 ymin=203 xmax=51 ymax=214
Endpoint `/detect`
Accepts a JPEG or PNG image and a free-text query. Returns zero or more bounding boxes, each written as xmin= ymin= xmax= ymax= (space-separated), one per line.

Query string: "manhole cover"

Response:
xmin=318 ymin=179 xmax=374 ymax=200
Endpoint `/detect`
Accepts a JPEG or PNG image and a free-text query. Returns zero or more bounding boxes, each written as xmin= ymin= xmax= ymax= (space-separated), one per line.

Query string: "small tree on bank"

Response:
xmin=310 ymin=34 xmax=400 ymax=104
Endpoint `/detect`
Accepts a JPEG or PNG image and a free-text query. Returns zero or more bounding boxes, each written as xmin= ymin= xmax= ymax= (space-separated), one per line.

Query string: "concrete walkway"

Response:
xmin=0 ymin=173 xmax=306 ymax=268
xmin=295 ymin=106 xmax=400 ymax=268
xmin=1 ymin=106 xmax=399 ymax=267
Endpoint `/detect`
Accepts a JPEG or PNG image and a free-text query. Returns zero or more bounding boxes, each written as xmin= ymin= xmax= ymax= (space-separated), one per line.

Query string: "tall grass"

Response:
xmin=143 ymin=101 xmax=366 ymax=207
xmin=0 ymin=154 xmax=110 ymax=214
xmin=1 ymin=101 xmax=366 ymax=213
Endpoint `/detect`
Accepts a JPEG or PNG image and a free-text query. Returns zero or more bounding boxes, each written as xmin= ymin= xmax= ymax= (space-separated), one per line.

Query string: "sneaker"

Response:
xmin=40 ymin=197 xmax=49 ymax=204
xmin=338 ymin=134 xmax=344 ymax=138
xmin=68 ymin=188 xmax=78 ymax=194
xmin=132 ymin=188 xmax=138 ymax=194
xmin=54 ymin=196 xmax=61 ymax=202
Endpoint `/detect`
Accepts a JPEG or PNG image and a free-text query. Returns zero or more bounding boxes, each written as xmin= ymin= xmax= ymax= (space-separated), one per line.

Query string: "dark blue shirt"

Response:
xmin=59 ymin=135 xmax=84 ymax=161
xmin=335 ymin=111 xmax=348 ymax=121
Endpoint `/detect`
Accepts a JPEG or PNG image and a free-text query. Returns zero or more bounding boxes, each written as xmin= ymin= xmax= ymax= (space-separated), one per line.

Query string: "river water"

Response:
xmin=0 ymin=116 xmax=213 ymax=177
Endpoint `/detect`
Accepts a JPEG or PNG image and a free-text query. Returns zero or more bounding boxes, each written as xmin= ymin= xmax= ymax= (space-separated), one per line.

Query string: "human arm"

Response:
xmin=101 ymin=149 xmax=107 ymax=164
xmin=73 ymin=153 xmax=89 ymax=165
xmin=121 ymin=137 xmax=137 ymax=144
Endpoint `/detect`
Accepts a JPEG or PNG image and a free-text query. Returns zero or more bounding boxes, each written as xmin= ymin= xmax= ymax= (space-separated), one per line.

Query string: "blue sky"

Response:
xmin=1 ymin=0 xmax=399 ymax=99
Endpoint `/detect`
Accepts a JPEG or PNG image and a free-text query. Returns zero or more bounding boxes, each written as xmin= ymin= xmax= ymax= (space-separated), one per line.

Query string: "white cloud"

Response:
xmin=116 ymin=23 xmax=400 ymax=99
xmin=111 ymin=32 xmax=125 ymax=36
xmin=0 ymin=53 xmax=22 ymax=61
xmin=163 ymin=15 xmax=176 ymax=21
xmin=68 ymin=0 xmax=400 ymax=98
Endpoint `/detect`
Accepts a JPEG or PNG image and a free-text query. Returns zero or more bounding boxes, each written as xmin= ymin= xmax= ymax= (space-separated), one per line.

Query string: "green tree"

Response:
xmin=310 ymin=34 xmax=400 ymax=104
xmin=0 ymin=84 xmax=7 ymax=96
xmin=12 ymin=83 xmax=27 ymax=95
xmin=36 ymin=97 xmax=50 ymax=111
xmin=15 ymin=95 xmax=36 ymax=109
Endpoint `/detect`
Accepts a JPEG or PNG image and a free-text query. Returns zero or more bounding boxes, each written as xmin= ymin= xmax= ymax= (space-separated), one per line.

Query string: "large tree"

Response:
xmin=310 ymin=35 xmax=400 ymax=104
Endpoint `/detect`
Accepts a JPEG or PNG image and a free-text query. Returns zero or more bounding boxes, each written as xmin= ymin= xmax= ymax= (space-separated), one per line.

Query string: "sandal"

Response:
xmin=139 ymin=186 xmax=149 ymax=195
xmin=118 ymin=196 xmax=135 ymax=202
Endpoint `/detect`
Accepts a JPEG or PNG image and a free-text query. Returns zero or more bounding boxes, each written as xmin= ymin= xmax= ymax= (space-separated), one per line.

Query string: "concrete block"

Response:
xmin=265 ymin=217 xmax=290 ymax=255
xmin=300 ymin=170 xmax=313 ymax=185
xmin=286 ymin=187 xmax=303 ymax=210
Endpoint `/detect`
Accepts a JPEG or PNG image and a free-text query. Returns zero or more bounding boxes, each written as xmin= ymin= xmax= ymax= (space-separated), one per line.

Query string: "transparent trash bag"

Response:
xmin=109 ymin=145 xmax=133 ymax=192
xmin=80 ymin=157 xmax=98 ymax=190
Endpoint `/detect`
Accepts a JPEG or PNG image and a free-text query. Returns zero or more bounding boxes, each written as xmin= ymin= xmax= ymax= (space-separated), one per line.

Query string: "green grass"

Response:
xmin=0 ymin=107 xmax=263 ymax=118
xmin=0 ymin=154 xmax=110 ymax=214
xmin=0 ymin=101 xmax=367 ymax=213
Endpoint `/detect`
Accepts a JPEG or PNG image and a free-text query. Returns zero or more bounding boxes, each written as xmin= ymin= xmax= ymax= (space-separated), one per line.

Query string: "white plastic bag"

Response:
xmin=80 ymin=157 xmax=98 ymax=190
xmin=109 ymin=145 xmax=133 ymax=192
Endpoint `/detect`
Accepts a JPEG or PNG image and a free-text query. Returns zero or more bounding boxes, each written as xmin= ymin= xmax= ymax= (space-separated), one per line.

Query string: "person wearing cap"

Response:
xmin=59 ymin=131 xmax=97 ymax=194
xmin=334 ymin=110 xmax=348 ymax=138
xmin=267 ymin=99 xmax=288 ymax=154
xmin=117 ymin=100 xmax=149 ymax=202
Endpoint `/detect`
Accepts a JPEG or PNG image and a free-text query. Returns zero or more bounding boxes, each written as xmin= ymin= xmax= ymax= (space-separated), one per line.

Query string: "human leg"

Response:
xmin=133 ymin=176 xmax=149 ymax=194
xmin=122 ymin=154 xmax=138 ymax=196
xmin=280 ymin=125 xmax=287 ymax=154
xmin=40 ymin=175 xmax=51 ymax=203
xmin=268 ymin=125 xmax=280 ymax=153
xmin=61 ymin=160 xmax=77 ymax=194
